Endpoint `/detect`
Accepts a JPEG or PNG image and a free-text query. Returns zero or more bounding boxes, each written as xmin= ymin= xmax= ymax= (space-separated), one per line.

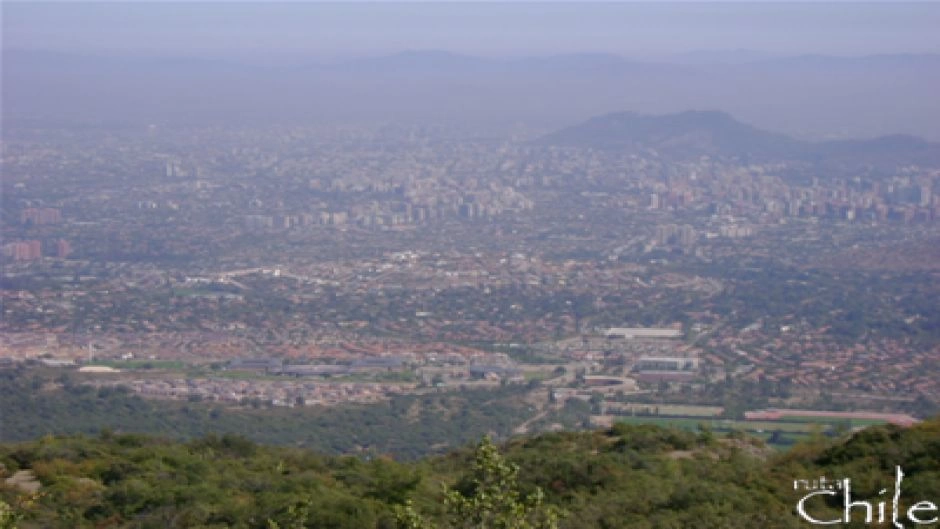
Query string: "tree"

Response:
xmin=267 ymin=500 xmax=311 ymax=529
xmin=397 ymin=437 xmax=559 ymax=529
xmin=0 ymin=494 xmax=39 ymax=529
xmin=0 ymin=500 xmax=21 ymax=529
xmin=589 ymin=392 xmax=605 ymax=415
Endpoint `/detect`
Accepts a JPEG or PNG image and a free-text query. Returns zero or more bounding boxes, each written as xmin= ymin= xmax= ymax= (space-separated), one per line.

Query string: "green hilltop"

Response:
xmin=1 ymin=418 xmax=937 ymax=529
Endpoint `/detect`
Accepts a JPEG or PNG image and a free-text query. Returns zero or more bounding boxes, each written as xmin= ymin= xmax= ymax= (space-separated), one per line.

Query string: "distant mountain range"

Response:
xmin=2 ymin=49 xmax=694 ymax=77
xmin=19 ymin=48 xmax=927 ymax=78
xmin=322 ymin=50 xmax=692 ymax=77
xmin=537 ymin=110 xmax=940 ymax=170
xmin=4 ymin=49 xmax=940 ymax=141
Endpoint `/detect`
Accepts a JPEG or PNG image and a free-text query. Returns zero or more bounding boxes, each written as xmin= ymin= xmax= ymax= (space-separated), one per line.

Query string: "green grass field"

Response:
xmin=89 ymin=360 xmax=187 ymax=370
xmin=778 ymin=415 xmax=888 ymax=427
xmin=608 ymin=403 xmax=724 ymax=417
xmin=611 ymin=416 xmax=712 ymax=430
xmin=611 ymin=414 xmax=890 ymax=447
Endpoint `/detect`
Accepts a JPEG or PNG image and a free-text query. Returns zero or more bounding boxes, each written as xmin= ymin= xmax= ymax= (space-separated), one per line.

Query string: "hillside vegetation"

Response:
xmin=0 ymin=418 xmax=937 ymax=528
xmin=0 ymin=370 xmax=535 ymax=460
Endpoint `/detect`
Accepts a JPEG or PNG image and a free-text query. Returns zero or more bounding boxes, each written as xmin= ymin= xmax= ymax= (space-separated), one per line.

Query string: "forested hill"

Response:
xmin=1 ymin=419 xmax=937 ymax=528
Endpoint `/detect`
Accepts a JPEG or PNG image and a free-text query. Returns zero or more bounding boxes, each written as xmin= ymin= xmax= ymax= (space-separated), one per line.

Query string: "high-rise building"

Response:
xmin=678 ymin=225 xmax=697 ymax=247
xmin=655 ymin=224 xmax=678 ymax=245
xmin=56 ymin=239 xmax=72 ymax=258
xmin=6 ymin=240 xmax=43 ymax=261
xmin=21 ymin=208 xmax=61 ymax=225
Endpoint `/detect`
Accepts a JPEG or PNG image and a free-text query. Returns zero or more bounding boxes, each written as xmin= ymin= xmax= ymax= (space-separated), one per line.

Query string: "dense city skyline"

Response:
xmin=1 ymin=4 xmax=939 ymax=527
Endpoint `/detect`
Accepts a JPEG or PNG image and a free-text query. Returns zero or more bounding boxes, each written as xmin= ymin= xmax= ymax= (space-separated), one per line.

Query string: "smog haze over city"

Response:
xmin=2 ymin=3 xmax=940 ymax=528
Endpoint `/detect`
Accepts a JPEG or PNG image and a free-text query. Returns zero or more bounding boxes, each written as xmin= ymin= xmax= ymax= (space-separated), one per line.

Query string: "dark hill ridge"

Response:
xmin=539 ymin=110 xmax=940 ymax=170
xmin=538 ymin=110 xmax=803 ymax=159
xmin=811 ymin=133 xmax=940 ymax=169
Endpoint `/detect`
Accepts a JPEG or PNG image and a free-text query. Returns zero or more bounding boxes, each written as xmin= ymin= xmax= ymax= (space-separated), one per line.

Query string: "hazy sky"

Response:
xmin=4 ymin=2 xmax=940 ymax=60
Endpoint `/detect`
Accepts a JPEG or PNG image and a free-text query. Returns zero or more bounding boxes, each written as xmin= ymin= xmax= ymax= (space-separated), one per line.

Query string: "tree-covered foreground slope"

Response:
xmin=1 ymin=418 xmax=937 ymax=529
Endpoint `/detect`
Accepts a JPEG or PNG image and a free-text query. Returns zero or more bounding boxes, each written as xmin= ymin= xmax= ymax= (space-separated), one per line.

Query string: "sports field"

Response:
xmin=605 ymin=413 xmax=892 ymax=448
xmin=606 ymin=403 xmax=724 ymax=417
